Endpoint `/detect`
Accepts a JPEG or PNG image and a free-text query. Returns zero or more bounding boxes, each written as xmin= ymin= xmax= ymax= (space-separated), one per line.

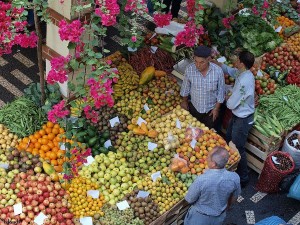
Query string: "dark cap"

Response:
xmin=194 ymin=46 xmax=212 ymax=58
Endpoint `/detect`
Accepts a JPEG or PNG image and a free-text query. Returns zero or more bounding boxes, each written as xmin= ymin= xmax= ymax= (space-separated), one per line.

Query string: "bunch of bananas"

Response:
xmin=70 ymin=97 xmax=93 ymax=117
xmin=113 ymin=62 xmax=140 ymax=98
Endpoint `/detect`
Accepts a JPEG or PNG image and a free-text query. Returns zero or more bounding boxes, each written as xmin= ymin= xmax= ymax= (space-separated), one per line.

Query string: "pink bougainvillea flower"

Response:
xmin=262 ymin=0 xmax=269 ymax=9
xmin=262 ymin=10 xmax=267 ymax=19
xmin=47 ymin=55 xmax=71 ymax=84
xmin=95 ymin=0 xmax=120 ymax=26
xmin=175 ymin=21 xmax=205 ymax=47
xmin=222 ymin=15 xmax=235 ymax=29
xmin=252 ymin=6 xmax=259 ymax=15
xmin=47 ymin=100 xmax=70 ymax=123
xmin=58 ymin=19 xmax=85 ymax=43
xmin=153 ymin=13 xmax=172 ymax=27
xmin=186 ymin=0 xmax=204 ymax=19
xmin=125 ymin=0 xmax=148 ymax=15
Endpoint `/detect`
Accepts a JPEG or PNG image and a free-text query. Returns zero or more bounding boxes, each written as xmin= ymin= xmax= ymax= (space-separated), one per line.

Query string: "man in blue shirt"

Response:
xmin=184 ymin=146 xmax=241 ymax=225
xmin=216 ymin=51 xmax=255 ymax=187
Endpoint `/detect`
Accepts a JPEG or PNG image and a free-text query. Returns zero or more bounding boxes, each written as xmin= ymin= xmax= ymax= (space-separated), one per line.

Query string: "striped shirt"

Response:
xmin=180 ymin=62 xmax=225 ymax=113
xmin=185 ymin=168 xmax=241 ymax=216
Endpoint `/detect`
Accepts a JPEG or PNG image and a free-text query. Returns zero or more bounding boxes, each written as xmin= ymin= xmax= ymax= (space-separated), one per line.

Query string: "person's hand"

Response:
xmin=209 ymin=108 xmax=219 ymax=122
xmin=210 ymin=59 xmax=222 ymax=67
xmin=181 ymin=101 xmax=189 ymax=110
xmin=255 ymin=93 xmax=259 ymax=107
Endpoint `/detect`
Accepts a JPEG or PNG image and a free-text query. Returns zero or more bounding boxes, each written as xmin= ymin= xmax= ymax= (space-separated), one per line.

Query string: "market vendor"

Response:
xmin=213 ymin=50 xmax=255 ymax=188
xmin=184 ymin=146 xmax=241 ymax=225
xmin=180 ymin=45 xmax=225 ymax=129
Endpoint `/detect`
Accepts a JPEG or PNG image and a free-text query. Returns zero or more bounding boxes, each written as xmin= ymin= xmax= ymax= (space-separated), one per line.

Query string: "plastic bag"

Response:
xmin=282 ymin=130 xmax=300 ymax=169
xmin=288 ymin=174 xmax=300 ymax=201
xmin=163 ymin=132 xmax=180 ymax=150
xmin=170 ymin=154 xmax=189 ymax=173
xmin=280 ymin=169 xmax=300 ymax=193
xmin=185 ymin=126 xmax=203 ymax=142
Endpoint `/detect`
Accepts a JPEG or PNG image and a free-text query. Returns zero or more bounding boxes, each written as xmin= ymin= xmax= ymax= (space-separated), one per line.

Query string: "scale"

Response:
xmin=172 ymin=58 xmax=193 ymax=81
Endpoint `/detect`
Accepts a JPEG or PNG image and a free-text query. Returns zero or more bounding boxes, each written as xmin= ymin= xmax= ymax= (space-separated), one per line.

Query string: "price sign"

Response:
xmin=257 ymin=70 xmax=263 ymax=77
xmin=13 ymin=203 xmax=22 ymax=215
xmin=137 ymin=117 xmax=147 ymax=126
xmin=104 ymin=140 xmax=112 ymax=148
xmin=87 ymin=190 xmax=100 ymax=199
xmin=148 ymin=142 xmax=158 ymax=151
xmin=0 ymin=163 xmax=9 ymax=169
xmin=80 ymin=217 xmax=93 ymax=225
xmin=151 ymin=171 xmax=161 ymax=182
xmin=137 ymin=191 xmax=150 ymax=198
xmin=150 ymin=46 xmax=158 ymax=53
xmin=84 ymin=156 xmax=95 ymax=166
xmin=109 ymin=116 xmax=120 ymax=127
xmin=217 ymin=56 xmax=226 ymax=63
xmin=116 ymin=200 xmax=130 ymax=210
xmin=275 ymin=26 xmax=282 ymax=32
xmin=34 ymin=212 xmax=48 ymax=225
xmin=143 ymin=104 xmax=150 ymax=112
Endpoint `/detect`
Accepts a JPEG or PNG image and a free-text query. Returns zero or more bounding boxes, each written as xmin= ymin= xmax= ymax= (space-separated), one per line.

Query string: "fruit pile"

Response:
xmin=98 ymin=205 xmax=144 ymax=225
xmin=138 ymin=168 xmax=187 ymax=213
xmin=286 ymin=32 xmax=300 ymax=58
xmin=176 ymin=130 xmax=239 ymax=175
xmin=151 ymin=106 xmax=207 ymax=148
xmin=255 ymin=75 xmax=277 ymax=95
xmin=276 ymin=16 xmax=296 ymax=38
xmin=116 ymin=131 xmax=171 ymax=174
xmin=17 ymin=122 xmax=65 ymax=171
xmin=4 ymin=171 xmax=75 ymax=225
xmin=287 ymin=133 xmax=300 ymax=150
xmin=124 ymin=189 xmax=161 ymax=225
xmin=78 ymin=152 xmax=140 ymax=205
xmin=176 ymin=172 xmax=198 ymax=188
xmin=66 ymin=176 xmax=105 ymax=218
xmin=0 ymin=168 xmax=20 ymax=207
xmin=0 ymin=148 xmax=42 ymax=173
xmin=0 ymin=124 xmax=19 ymax=149
xmin=113 ymin=62 xmax=140 ymax=98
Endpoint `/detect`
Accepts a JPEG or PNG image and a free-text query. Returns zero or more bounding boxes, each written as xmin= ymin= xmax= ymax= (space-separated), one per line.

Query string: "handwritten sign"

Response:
xmin=34 ymin=212 xmax=48 ymax=225
xmin=143 ymin=104 xmax=150 ymax=112
xmin=104 ymin=140 xmax=112 ymax=148
xmin=176 ymin=119 xmax=181 ymax=129
xmin=275 ymin=26 xmax=282 ymax=32
xmin=217 ymin=56 xmax=226 ymax=63
xmin=84 ymin=156 xmax=95 ymax=166
xmin=80 ymin=217 xmax=93 ymax=225
xmin=137 ymin=191 xmax=150 ymax=198
xmin=257 ymin=70 xmax=263 ymax=77
xmin=13 ymin=203 xmax=22 ymax=215
xmin=190 ymin=139 xmax=197 ymax=149
xmin=137 ymin=117 xmax=147 ymax=126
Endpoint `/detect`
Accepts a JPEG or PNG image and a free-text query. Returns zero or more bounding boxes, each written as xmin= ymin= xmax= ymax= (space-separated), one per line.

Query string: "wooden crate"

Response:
xmin=150 ymin=199 xmax=189 ymax=225
xmin=247 ymin=127 xmax=284 ymax=153
xmin=245 ymin=142 xmax=277 ymax=174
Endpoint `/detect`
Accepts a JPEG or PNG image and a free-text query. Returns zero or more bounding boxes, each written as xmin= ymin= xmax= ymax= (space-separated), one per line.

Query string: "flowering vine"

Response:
xmin=95 ymin=0 xmax=120 ymax=26
xmin=153 ymin=13 xmax=172 ymax=27
xmin=58 ymin=20 xmax=85 ymax=43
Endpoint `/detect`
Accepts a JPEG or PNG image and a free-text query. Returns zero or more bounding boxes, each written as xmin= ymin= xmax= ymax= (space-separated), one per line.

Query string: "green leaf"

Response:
xmin=86 ymin=59 xmax=98 ymax=65
xmin=68 ymin=42 xmax=76 ymax=50
xmin=68 ymin=82 xmax=76 ymax=92
xmin=70 ymin=59 xmax=79 ymax=70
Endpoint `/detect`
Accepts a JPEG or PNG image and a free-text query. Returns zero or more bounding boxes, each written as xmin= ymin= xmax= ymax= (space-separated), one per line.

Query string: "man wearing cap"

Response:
xmin=180 ymin=46 xmax=225 ymax=129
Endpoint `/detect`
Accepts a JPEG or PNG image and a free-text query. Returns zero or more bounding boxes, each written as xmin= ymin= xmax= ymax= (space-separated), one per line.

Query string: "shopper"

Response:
xmin=162 ymin=0 xmax=182 ymax=19
xmin=184 ymin=146 xmax=241 ymax=225
xmin=180 ymin=45 xmax=225 ymax=129
xmin=214 ymin=50 xmax=255 ymax=188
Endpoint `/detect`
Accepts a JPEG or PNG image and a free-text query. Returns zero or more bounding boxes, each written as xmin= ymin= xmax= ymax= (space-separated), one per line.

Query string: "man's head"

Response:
xmin=207 ymin=146 xmax=230 ymax=169
xmin=233 ymin=50 xmax=255 ymax=70
xmin=193 ymin=46 xmax=212 ymax=72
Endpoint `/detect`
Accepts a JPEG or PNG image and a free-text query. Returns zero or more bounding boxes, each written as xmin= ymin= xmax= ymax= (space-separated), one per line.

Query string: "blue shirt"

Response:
xmin=180 ymin=62 xmax=225 ymax=113
xmin=185 ymin=168 xmax=241 ymax=216
xmin=221 ymin=64 xmax=255 ymax=118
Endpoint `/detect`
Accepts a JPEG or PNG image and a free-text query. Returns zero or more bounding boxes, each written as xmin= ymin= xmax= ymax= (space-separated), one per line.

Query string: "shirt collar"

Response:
xmin=205 ymin=168 xmax=226 ymax=174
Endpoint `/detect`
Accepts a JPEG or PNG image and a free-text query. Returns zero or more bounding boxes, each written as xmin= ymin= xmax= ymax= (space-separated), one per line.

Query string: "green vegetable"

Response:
xmin=0 ymin=97 xmax=46 ymax=137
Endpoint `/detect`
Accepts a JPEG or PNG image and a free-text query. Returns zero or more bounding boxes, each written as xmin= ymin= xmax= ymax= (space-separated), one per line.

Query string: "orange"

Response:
xmin=31 ymin=138 xmax=38 ymax=143
xmin=38 ymin=139 xmax=43 ymax=144
xmin=42 ymin=135 xmax=48 ymax=139
xmin=39 ymin=130 xmax=46 ymax=136
xmin=47 ymin=121 xmax=54 ymax=128
xmin=53 ymin=124 xmax=60 ymax=129
xmin=46 ymin=151 xmax=52 ymax=158
xmin=49 ymin=152 xmax=57 ymax=160
xmin=48 ymin=133 xmax=55 ymax=140
xmin=29 ymin=135 xmax=34 ymax=140
xmin=34 ymin=142 xmax=41 ymax=149
xmin=57 ymin=158 xmax=64 ymax=165
xmin=23 ymin=137 xmax=30 ymax=144
xmin=42 ymin=125 xmax=47 ymax=130
xmin=34 ymin=133 xmax=41 ymax=139
xmin=52 ymin=128 xmax=59 ymax=135
xmin=52 ymin=146 xmax=59 ymax=153
xmin=59 ymin=128 xmax=65 ymax=134
xmin=32 ymin=149 xmax=39 ymax=155
xmin=41 ymin=145 xmax=50 ymax=152
xmin=45 ymin=127 xmax=52 ymax=134
xmin=47 ymin=142 xmax=54 ymax=149
xmin=41 ymin=138 xmax=48 ymax=145
xmin=50 ymin=159 xmax=58 ymax=166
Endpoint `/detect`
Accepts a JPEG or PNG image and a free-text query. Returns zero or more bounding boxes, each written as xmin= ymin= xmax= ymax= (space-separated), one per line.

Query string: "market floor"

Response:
xmin=0 ymin=9 xmax=299 ymax=225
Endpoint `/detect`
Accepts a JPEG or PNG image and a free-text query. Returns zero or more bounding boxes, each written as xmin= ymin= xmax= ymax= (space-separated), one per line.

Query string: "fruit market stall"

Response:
xmin=0 ymin=1 xmax=300 ymax=225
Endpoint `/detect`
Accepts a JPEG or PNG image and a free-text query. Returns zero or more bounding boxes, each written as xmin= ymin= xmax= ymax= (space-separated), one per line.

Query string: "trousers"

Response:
xmin=226 ymin=113 xmax=254 ymax=183
xmin=162 ymin=0 xmax=182 ymax=18
xmin=184 ymin=206 xmax=226 ymax=225
xmin=188 ymin=102 xmax=215 ymax=129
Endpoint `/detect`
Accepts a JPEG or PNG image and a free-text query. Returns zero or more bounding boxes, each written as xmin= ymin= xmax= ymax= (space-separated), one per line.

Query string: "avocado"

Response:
xmin=99 ymin=138 xmax=106 ymax=146
xmin=102 ymin=131 xmax=110 ymax=139
xmin=77 ymin=136 xmax=85 ymax=143
xmin=99 ymin=147 xmax=109 ymax=154
xmin=87 ymin=129 xmax=96 ymax=137
xmin=92 ymin=149 xmax=101 ymax=156
xmin=108 ymin=146 xmax=116 ymax=152
xmin=88 ymin=137 xmax=98 ymax=147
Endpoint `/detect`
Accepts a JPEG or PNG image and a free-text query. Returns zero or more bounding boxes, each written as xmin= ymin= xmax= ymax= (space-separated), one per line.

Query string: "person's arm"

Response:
xmin=210 ymin=71 xmax=225 ymax=121
xmin=180 ymin=68 xmax=191 ymax=110
xmin=185 ymin=179 xmax=202 ymax=204
xmin=226 ymin=180 xmax=241 ymax=210
xmin=210 ymin=60 xmax=238 ymax=79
